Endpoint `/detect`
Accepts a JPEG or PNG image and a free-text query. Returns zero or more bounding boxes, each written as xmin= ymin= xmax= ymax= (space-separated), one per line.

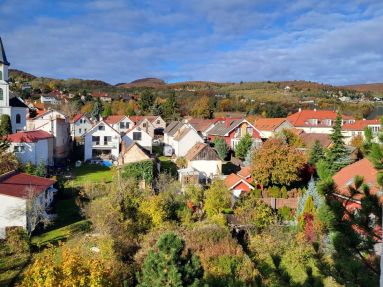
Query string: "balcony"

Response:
xmin=92 ymin=141 xmax=118 ymax=149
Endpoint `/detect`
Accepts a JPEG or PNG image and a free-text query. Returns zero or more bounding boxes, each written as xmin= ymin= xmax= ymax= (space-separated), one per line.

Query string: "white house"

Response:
xmin=287 ymin=109 xmax=355 ymax=134
xmin=254 ymin=118 xmax=294 ymax=139
xmin=0 ymin=37 xmax=28 ymax=133
xmin=185 ymin=143 xmax=222 ymax=180
xmin=341 ymin=119 xmax=381 ymax=144
xmin=27 ymin=109 xmax=70 ymax=160
xmin=130 ymin=116 xmax=167 ymax=135
xmin=123 ymin=126 xmax=153 ymax=154
xmin=0 ymin=171 xmax=57 ymax=238
xmin=84 ymin=121 xmax=121 ymax=162
xmin=70 ymin=113 xmax=93 ymax=139
xmin=7 ymin=130 xmax=54 ymax=166
xmin=170 ymin=125 xmax=204 ymax=157
xmin=104 ymin=115 xmax=134 ymax=134
xmin=40 ymin=94 xmax=61 ymax=105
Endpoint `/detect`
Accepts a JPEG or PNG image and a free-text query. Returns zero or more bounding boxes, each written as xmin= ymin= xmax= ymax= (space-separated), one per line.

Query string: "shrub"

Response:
xmin=175 ymin=156 xmax=187 ymax=168
xmin=122 ymin=160 xmax=154 ymax=182
xmin=5 ymin=227 xmax=30 ymax=254
xmin=277 ymin=206 xmax=293 ymax=221
xmin=280 ymin=186 xmax=288 ymax=199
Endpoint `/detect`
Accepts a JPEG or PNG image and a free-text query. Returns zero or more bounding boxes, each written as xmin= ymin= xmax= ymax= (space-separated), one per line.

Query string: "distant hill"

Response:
xmin=342 ymin=83 xmax=383 ymax=93
xmin=117 ymin=78 xmax=166 ymax=88
xmin=9 ymin=69 xmax=37 ymax=81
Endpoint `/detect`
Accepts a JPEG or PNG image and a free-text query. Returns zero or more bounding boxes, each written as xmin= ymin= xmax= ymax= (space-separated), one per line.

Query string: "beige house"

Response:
xmin=118 ymin=142 xmax=151 ymax=165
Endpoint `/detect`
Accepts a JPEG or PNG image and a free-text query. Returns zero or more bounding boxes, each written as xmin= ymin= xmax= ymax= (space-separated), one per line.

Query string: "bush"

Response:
xmin=277 ymin=206 xmax=293 ymax=221
xmin=5 ymin=227 xmax=30 ymax=254
xmin=267 ymin=186 xmax=280 ymax=198
xmin=251 ymin=189 xmax=262 ymax=198
xmin=175 ymin=156 xmax=187 ymax=168
xmin=280 ymin=186 xmax=288 ymax=199
xmin=122 ymin=160 xmax=154 ymax=182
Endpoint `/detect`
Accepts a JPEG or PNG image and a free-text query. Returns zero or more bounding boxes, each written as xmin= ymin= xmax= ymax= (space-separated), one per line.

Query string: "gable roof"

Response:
xmin=0 ymin=37 xmax=10 ymax=65
xmin=104 ymin=115 xmax=128 ymax=125
xmin=185 ymin=143 xmax=220 ymax=161
xmin=173 ymin=127 xmax=194 ymax=141
xmin=287 ymin=109 xmax=354 ymax=127
xmin=7 ymin=130 xmax=54 ymax=143
xmin=224 ymin=173 xmax=254 ymax=190
xmin=130 ymin=115 xmax=158 ymax=124
xmin=121 ymin=142 xmax=151 ymax=158
xmin=237 ymin=166 xmax=252 ymax=178
xmin=86 ymin=120 xmax=120 ymax=136
xmin=342 ymin=119 xmax=380 ymax=131
xmin=332 ymin=158 xmax=381 ymax=202
xmin=70 ymin=113 xmax=92 ymax=124
xmin=9 ymin=96 xmax=28 ymax=108
xmin=0 ymin=171 xmax=56 ymax=198
xmin=165 ymin=121 xmax=185 ymax=136
xmin=255 ymin=118 xmax=289 ymax=131
xmin=188 ymin=118 xmax=217 ymax=133
xmin=32 ymin=109 xmax=67 ymax=120
xmin=299 ymin=133 xmax=332 ymax=148
xmin=207 ymin=118 xmax=243 ymax=136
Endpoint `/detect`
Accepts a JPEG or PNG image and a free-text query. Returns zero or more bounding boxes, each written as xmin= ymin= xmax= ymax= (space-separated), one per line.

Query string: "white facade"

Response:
xmin=108 ymin=116 xmax=134 ymax=134
xmin=123 ymin=126 xmax=153 ymax=153
xmin=9 ymin=138 xmax=54 ymax=166
xmin=135 ymin=118 xmax=155 ymax=138
xmin=27 ymin=110 xmax=70 ymax=159
xmin=84 ymin=121 xmax=121 ymax=162
xmin=0 ymin=185 xmax=56 ymax=239
xmin=172 ymin=128 xmax=204 ymax=157
xmin=188 ymin=159 xmax=222 ymax=179
xmin=40 ymin=95 xmax=61 ymax=105
xmin=151 ymin=116 xmax=167 ymax=131
xmin=71 ymin=115 xmax=93 ymax=139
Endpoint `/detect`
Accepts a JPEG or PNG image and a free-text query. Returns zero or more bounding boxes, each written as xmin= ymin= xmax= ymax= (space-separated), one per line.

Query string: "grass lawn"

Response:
xmin=70 ymin=164 xmax=114 ymax=186
xmin=0 ymin=242 xmax=29 ymax=287
xmin=159 ymin=156 xmax=178 ymax=176
xmin=31 ymin=220 xmax=90 ymax=247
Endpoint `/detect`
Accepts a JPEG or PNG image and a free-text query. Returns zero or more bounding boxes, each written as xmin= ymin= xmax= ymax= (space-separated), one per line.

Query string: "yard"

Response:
xmin=0 ymin=243 xmax=29 ymax=287
xmin=68 ymin=164 xmax=114 ymax=187
xmin=159 ymin=156 xmax=178 ymax=176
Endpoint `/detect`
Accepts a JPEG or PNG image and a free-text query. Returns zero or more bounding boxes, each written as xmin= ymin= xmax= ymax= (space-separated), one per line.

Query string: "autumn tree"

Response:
xmin=191 ymin=96 xmax=213 ymax=119
xmin=251 ymin=138 xmax=306 ymax=186
xmin=234 ymin=134 xmax=253 ymax=160
xmin=204 ymin=180 xmax=231 ymax=218
xmin=212 ymin=137 xmax=229 ymax=160
xmin=138 ymin=233 xmax=203 ymax=287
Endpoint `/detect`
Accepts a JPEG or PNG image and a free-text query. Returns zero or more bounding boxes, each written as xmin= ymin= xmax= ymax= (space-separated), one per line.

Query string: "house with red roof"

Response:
xmin=0 ymin=170 xmax=57 ymax=238
xmin=70 ymin=113 xmax=94 ymax=139
xmin=341 ymin=119 xmax=381 ymax=144
xmin=7 ymin=130 xmax=54 ymax=166
xmin=104 ymin=115 xmax=134 ymax=134
xmin=224 ymin=170 xmax=255 ymax=198
xmin=287 ymin=109 xmax=355 ymax=134
xmin=91 ymin=91 xmax=112 ymax=102
xmin=254 ymin=118 xmax=294 ymax=139
xmin=207 ymin=118 xmax=262 ymax=149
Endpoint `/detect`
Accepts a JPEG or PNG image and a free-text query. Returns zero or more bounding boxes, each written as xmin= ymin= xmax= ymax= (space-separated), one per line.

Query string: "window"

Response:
xmin=143 ymin=123 xmax=147 ymax=128
xmin=120 ymin=122 xmax=129 ymax=129
xmin=92 ymin=136 xmax=100 ymax=145
xmin=0 ymin=71 xmax=2 ymax=80
xmin=133 ymin=132 xmax=142 ymax=140
xmin=98 ymin=125 xmax=105 ymax=131
xmin=104 ymin=136 xmax=111 ymax=145
xmin=14 ymin=145 xmax=25 ymax=153
xmin=0 ymin=88 xmax=3 ymax=101
xmin=84 ymin=128 xmax=87 ymax=133
xmin=246 ymin=127 xmax=253 ymax=135
xmin=16 ymin=114 xmax=21 ymax=124
xmin=156 ymin=120 xmax=160 ymax=124
xmin=79 ymin=128 xmax=82 ymax=134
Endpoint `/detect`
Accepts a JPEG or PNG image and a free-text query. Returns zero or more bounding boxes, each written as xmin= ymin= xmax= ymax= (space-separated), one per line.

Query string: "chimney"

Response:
xmin=298 ymin=108 xmax=301 ymax=112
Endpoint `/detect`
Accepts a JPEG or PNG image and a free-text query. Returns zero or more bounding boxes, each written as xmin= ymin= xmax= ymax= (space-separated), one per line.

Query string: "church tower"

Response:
xmin=0 ymin=37 xmax=10 ymax=109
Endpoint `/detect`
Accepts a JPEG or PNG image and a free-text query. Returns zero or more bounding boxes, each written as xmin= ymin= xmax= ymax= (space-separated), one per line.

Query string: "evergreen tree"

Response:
xmin=361 ymin=127 xmax=373 ymax=155
xmin=235 ymin=134 xmax=253 ymax=160
xmin=163 ymin=92 xmax=180 ymax=121
xmin=90 ymin=99 xmax=102 ymax=120
xmin=326 ymin=112 xmax=351 ymax=173
xmin=308 ymin=140 xmax=324 ymax=166
xmin=212 ymin=137 xmax=229 ymax=161
xmin=0 ymin=114 xmax=12 ymax=136
xmin=139 ymin=90 xmax=155 ymax=112
xmin=138 ymin=233 xmax=203 ymax=287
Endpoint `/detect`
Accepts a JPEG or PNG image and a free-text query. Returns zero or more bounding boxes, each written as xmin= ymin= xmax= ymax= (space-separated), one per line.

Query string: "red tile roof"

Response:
xmin=342 ymin=119 xmax=380 ymax=131
xmin=0 ymin=172 xmax=56 ymax=198
xmin=188 ymin=118 xmax=216 ymax=132
xmin=130 ymin=116 xmax=157 ymax=123
xmin=71 ymin=113 xmax=85 ymax=123
xmin=332 ymin=158 xmax=381 ymax=202
xmin=287 ymin=110 xmax=353 ymax=127
xmin=91 ymin=91 xmax=110 ymax=98
xmin=224 ymin=173 xmax=244 ymax=189
xmin=237 ymin=166 xmax=251 ymax=178
xmin=254 ymin=118 xmax=288 ymax=131
xmin=7 ymin=130 xmax=53 ymax=143
xmin=104 ymin=115 xmax=126 ymax=125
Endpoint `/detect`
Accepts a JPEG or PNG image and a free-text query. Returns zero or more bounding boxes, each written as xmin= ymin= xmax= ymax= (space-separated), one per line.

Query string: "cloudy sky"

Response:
xmin=1 ymin=0 xmax=382 ymax=85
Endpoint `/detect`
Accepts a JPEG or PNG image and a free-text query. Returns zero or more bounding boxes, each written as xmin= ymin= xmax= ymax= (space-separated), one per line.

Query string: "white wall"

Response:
xmin=10 ymin=106 xmax=27 ymax=133
xmin=0 ymin=195 xmax=26 ymax=239
xmin=9 ymin=139 xmax=53 ymax=166
xmin=123 ymin=127 xmax=153 ymax=153
xmin=188 ymin=160 xmax=222 ymax=178
xmin=111 ymin=117 xmax=134 ymax=133
xmin=71 ymin=117 xmax=93 ymax=138
xmin=174 ymin=129 xmax=203 ymax=157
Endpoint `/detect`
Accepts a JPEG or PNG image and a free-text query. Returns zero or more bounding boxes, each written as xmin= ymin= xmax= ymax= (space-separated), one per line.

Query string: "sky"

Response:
xmin=0 ymin=0 xmax=382 ymax=85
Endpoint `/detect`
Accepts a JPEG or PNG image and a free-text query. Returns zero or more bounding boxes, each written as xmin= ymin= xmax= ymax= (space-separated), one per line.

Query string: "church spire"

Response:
xmin=0 ymin=37 xmax=10 ymax=66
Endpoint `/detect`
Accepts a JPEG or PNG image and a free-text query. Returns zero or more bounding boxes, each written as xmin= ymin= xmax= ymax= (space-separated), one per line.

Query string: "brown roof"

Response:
xmin=7 ymin=130 xmax=54 ymax=143
xmin=300 ymin=133 xmax=332 ymax=148
xmin=130 ymin=116 xmax=157 ymax=124
xmin=332 ymin=158 xmax=381 ymax=202
xmin=237 ymin=166 xmax=251 ymax=178
xmin=254 ymin=118 xmax=287 ymax=131
xmin=188 ymin=118 xmax=216 ymax=132
xmin=0 ymin=172 xmax=56 ymax=198
xmin=185 ymin=143 xmax=220 ymax=161
xmin=104 ymin=115 xmax=127 ymax=125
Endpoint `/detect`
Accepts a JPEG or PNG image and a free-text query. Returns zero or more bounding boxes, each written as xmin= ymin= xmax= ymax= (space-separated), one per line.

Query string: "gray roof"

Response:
xmin=164 ymin=121 xmax=184 ymax=136
xmin=208 ymin=119 xmax=243 ymax=136
xmin=0 ymin=37 xmax=10 ymax=66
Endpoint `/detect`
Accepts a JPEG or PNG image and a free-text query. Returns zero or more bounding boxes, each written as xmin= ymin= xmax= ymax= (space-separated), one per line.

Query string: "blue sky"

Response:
xmin=1 ymin=0 xmax=382 ymax=85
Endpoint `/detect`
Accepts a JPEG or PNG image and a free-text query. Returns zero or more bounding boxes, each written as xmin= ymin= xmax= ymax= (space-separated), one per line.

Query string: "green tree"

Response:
xmin=235 ymin=134 xmax=253 ymax=161
xmin=362 ymin=126 xmax=373 ymax=155
xmin=163 ymin=92 xmax=180 ymax=121
xmin=138 ymin=233 xmax=203 ymax=287
xmin=102 ymin=103 xmax=112 ymax=117
xmin=90 ymin=99 xmax=102 ymax=120
xmin=326 ymin=112 xmax=351 ymax=173
xmin=243 ymin=140 xmax=258 ymax=166
xmin=212 ymin=137 xmax=229 ymax=160
xmin=34 ymin=161 xmax=46 ymax=177
xmin=0 ymin=114 xmax=12 ymax=136
xmin=139 ymin=90 xmax=155 ymax=112
xmin=204 ymin=180 xmax=232 ymax=218
xmin=308 ymin=140 xmax=324 ymax=166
